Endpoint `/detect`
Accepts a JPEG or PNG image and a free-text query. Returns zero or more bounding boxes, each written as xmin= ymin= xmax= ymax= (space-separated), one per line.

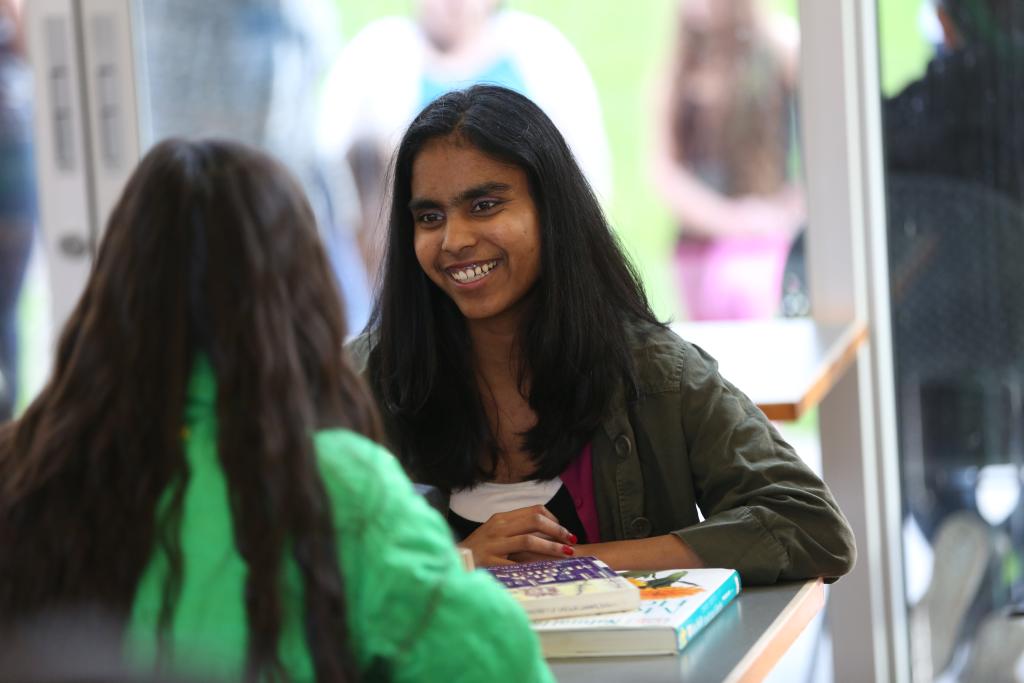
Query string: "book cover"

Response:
xmin=533 ymin=567 xmax=742 ymax=657
xmin=486 ymin=557 xmax=641 ymax=622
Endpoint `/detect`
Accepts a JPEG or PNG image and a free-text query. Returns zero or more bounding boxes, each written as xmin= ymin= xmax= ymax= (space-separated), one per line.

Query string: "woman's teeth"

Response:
xmin=449 ymin=260 xmax=497 ymax=283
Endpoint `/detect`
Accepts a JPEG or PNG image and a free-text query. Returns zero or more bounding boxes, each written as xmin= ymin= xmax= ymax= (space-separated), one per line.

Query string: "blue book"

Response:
xmin=533 ymin=567 xmax=742 ymax=657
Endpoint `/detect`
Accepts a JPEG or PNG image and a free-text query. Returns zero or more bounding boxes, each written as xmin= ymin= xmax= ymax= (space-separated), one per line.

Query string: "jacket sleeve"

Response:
xmin=317 ymin=434 xmax=554 ymax=683
xmin=670 ymin=343 xmax=857 ymax=585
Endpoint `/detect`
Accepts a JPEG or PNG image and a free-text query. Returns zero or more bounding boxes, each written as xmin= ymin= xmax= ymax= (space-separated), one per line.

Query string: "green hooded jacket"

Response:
xmin=127 ymin=357 xmax=553 ymax=682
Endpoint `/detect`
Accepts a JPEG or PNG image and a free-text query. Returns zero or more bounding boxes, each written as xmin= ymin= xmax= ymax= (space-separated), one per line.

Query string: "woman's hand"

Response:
xmin=724 ymin=186 xmax=805 ymax=238
xmin=458 ymin=505 xmax=577 ymax=567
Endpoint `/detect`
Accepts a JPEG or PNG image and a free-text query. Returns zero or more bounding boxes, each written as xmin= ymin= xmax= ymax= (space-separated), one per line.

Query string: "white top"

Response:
xmin=449 ymin=478 xmax=563 ymax=524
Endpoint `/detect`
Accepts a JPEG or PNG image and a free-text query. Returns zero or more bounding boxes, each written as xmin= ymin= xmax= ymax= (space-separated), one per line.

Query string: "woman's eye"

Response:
xmin=416 ymin=211 xmax=444 ymax=226
xmin=472 ymin=199 xmax=501 ymax=213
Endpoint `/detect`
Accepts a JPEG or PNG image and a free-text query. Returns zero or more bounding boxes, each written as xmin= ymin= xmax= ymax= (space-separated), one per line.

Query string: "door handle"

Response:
xmin=44 ymin=16 xmax=76 ymax=170
xmin=90 ymin=13 xmax=122 ymax=169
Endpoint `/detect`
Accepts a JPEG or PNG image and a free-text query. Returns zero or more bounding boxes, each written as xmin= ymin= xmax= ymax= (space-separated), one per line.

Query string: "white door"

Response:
xmin=25 ymin=0 xmax=140 ymax=327
xmin=24 ymin=0 xmax=365 ymax=333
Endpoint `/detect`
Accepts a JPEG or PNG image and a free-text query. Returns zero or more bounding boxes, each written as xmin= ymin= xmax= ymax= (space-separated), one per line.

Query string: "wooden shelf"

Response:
xmin=671 ymin=318 xmax=869 ymax=421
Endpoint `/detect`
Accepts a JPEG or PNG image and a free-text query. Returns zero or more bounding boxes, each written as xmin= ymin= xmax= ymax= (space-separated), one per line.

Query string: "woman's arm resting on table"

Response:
xmin=678 ymin=344 xmax=857 ymax=584
xmin=577 ymin=534 xmax=705 ymax=572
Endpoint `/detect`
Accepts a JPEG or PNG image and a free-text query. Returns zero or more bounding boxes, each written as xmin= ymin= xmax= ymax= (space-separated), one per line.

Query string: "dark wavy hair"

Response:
xmin=367 ymin=85 xmax=661 ymax=491
xmin=0 ymin=139 xmax=380 ymax=681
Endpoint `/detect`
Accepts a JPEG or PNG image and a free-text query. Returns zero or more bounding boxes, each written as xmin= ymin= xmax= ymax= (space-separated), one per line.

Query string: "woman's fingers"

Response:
xmin=473 ymin=537 xmax=571 ymax=568
xmin=492 ymin=532 xmax=574 ymax=560
xmin=533 ymin=505 xmax=560 ymax=524
xmin=459 ymin=505 xmax=579 ymax=567
xmin=491 ymin=505 xmax=574 ymax=543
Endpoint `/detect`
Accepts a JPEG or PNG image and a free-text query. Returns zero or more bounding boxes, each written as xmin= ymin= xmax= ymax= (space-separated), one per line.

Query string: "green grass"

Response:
xmin=878 ymin=1 xmax=934 ymax=96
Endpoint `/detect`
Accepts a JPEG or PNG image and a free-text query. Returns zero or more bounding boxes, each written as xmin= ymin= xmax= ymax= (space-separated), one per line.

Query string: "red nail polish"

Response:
xmin=562 ymin=545 xmax=575 ymax=556
xmin=568 ymin=534 xmax=578 ymax=545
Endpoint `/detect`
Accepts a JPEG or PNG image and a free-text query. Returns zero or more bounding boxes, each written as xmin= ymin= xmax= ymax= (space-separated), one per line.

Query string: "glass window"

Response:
xmin=878 ymin=0 xmax=1024 ymax=679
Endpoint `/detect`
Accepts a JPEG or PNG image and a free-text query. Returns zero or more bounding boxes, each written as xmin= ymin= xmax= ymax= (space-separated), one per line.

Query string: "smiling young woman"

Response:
xmin=351 ymin=85 xmax=856 ymax=583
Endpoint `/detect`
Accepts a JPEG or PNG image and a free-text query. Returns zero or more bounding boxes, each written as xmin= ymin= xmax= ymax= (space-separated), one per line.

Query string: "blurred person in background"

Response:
xmin=884 ymin=0 xmax=1024 ymax=202
xmin=0 ymin=138 xmax=554 ymax=682
xmin=651 ymin=0 xmax=803 ymax=321
xmin=141 ymin=0 xmax=372 ymax=333
xmin=0 ymin=0 xmax=34 ymax=421
xmin=317 ymin=0 xmax=612 ymax=284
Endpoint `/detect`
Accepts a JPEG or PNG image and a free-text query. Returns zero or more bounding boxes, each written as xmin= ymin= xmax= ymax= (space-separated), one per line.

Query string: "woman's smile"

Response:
xmin=446 ymin=259 xmax=501 ymax=285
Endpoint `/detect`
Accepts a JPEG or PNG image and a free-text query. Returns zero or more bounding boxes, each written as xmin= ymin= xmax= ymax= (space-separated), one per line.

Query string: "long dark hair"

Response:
xmin=368 ymin=85 xmax=661 ymax=491
xmin=0 ymin=139 xmax=379 ymax=680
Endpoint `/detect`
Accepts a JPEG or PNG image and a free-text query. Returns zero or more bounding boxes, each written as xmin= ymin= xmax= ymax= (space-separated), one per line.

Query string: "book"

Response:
xmin=533 ymin=567 xmax=742 ymax=657
xmin=485 ymin=556 xmax=641 ymax=622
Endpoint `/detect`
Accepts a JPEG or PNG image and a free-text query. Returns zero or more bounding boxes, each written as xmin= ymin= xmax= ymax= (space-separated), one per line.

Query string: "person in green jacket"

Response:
xmin=354 ymin=85 xmax=857 ymax=584
xmin=0 ymin=138 xmax=553 ymax=682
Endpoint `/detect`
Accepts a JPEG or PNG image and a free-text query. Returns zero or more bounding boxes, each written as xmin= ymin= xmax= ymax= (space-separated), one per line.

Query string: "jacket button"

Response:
xmin=614 ymin=434 xmax=632 ymax=459
xmin=630 ymin=516 xmax=651 ymax=538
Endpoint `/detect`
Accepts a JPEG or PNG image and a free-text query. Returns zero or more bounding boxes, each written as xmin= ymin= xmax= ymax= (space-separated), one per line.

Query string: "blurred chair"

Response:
xmin=907 ymin=511 xmax=992 ymax=681
xmin=0 ymin=610 xmax=223 ymax=682
xmin=961 ymin=607 xmax=1024 ymax=682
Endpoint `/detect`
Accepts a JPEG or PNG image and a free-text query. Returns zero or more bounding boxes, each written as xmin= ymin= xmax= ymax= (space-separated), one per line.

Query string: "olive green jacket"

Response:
xmin=349 ymin=322 xmax=856 ymax=585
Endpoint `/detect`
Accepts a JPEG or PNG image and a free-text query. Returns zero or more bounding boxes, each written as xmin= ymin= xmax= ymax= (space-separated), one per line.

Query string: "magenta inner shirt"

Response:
xmin=559 ymin=443 xmax=601 ymax=544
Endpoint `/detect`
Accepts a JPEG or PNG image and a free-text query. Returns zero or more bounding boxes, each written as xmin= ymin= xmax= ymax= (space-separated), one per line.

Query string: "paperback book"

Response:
xmin=486 ymin=556 xmax=641 ymax=622
xmin=533 ymin=567 xmax=742 ymax=657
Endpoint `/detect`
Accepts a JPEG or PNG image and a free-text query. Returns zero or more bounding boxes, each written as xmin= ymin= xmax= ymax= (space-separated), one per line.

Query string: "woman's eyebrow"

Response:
xmin=409 ymin=182 xmax=513 ymax=211
xmin=409 ymin=196 xmax=442 ymax=212
xmin=452 ymin=182 xmax=513 ymax=207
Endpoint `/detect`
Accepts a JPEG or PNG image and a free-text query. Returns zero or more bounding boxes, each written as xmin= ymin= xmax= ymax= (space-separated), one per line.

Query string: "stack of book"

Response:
xmin=485 ymin=556 xmax=640 ymax=621
xmin=487 ymin=557 xmax=741 ymax=657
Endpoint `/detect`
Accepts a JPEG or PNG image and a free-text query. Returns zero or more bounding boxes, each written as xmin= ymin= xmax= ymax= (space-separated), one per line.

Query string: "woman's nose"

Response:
xmin=441 ymin=215 xmax=477 ymax=253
